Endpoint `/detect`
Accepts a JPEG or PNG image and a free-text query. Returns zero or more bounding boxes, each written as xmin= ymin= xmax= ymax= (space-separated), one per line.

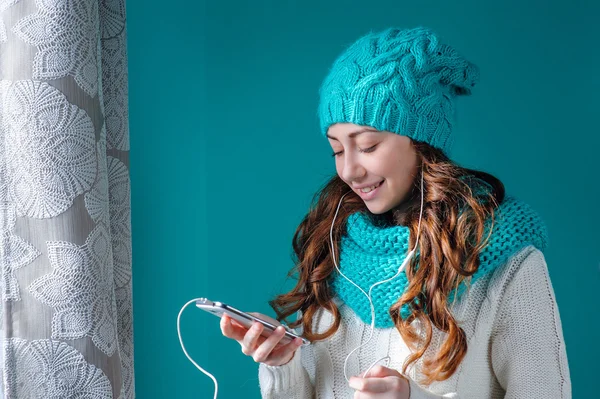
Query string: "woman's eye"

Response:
xmin=331 ymin=144 xmax=378 ymax=158
xmin=360 ymin=144 xmax=378 ymax=153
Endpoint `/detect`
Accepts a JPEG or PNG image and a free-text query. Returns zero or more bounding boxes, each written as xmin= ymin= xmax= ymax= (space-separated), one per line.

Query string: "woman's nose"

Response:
xmin=341 ymin=153 xmax=366 ymax=182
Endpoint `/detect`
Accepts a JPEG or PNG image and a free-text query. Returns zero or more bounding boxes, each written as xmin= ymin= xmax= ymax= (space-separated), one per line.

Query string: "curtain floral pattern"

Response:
xmin=0 ymin=0 xmax=134 ymax=397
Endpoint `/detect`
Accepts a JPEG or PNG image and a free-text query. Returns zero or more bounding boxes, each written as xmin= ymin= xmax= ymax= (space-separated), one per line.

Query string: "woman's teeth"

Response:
xmin=360 ymin=181 xmax=383 ymax=193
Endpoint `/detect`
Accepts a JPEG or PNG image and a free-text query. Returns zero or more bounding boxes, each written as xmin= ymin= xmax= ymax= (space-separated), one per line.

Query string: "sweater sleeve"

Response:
xmin=258 ymin=308 xmax=315 ymax=398
xmin=490 ymin=248 xmax=572 ymax=398
xmin=258 ymin=347 xmax=314 ymax=399
xmin=407 ymin=378 xmax=459 ymax=398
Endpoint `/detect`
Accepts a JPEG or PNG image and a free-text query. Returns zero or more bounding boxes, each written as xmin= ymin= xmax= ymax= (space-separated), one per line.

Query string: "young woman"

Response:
xmin=220 ymin=26 xmax=571 ymax=398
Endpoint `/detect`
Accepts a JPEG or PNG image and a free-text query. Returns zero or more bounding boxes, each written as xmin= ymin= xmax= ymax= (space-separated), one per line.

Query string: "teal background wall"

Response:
xmin=127 ymin=0 xmax=599 ymax=397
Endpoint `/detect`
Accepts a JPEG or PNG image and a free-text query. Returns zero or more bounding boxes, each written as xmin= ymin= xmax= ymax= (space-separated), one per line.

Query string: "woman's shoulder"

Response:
xmin=454 ymin=245 xmax=554 ymax=340
xmin=485 ymin=244 xmax=551 ymax=306
xmin=479 ymin=193 xmax=550 ymax=292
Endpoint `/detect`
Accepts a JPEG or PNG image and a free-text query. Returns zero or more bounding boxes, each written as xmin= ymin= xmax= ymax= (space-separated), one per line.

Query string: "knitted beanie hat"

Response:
xmin=317 ymin=26 xmax=479 ymax=156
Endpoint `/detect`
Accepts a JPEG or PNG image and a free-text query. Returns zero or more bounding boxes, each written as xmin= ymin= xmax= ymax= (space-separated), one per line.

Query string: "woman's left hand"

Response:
xmin=348 ymin=365 xmax=410 ymax=398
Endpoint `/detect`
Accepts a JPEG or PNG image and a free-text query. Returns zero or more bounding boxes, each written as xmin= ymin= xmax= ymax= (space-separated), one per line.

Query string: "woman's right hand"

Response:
xmin=220 ymin=312 xmax=304 ymax=367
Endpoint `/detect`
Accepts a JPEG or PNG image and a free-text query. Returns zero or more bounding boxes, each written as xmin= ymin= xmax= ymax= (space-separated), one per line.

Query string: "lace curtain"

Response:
xmin=0 ymin=0 xmax=134 ymax=397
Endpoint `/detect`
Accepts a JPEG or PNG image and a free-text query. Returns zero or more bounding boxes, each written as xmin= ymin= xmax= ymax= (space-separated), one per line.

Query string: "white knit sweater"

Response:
xmin=258 ymin=245 xmax=571 ymax=398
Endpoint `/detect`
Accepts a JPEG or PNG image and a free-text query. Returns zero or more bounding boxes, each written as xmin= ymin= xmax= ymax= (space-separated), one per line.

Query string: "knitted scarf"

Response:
xmin=330 ymin=193 xmax=548 ymax=328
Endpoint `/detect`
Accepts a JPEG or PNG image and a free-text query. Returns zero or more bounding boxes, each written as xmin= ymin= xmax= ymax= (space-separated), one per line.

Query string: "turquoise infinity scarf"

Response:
xmin=330 ymin=194 xmax=548 ymax=328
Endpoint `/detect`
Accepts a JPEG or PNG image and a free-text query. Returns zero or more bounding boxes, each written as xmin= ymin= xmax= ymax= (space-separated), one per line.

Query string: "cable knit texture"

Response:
xmin=318 ymin=27 xmax=479 ymax=156
xmin=331 ymin=194 xmax=548 ymax=327
xmin=258 ymin=245 xmax=571 ymax=398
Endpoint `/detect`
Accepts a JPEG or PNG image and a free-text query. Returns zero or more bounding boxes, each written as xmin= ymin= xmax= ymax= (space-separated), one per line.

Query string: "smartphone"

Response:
xmin=196 ymin=298 xmax=310 ymax=346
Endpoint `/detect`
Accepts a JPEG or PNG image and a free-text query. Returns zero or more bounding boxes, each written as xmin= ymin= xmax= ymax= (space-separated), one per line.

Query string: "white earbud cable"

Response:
xmin=330 ymin=164 xmax=424 ymax=381
xmin=177 ymin=298 xmax=219 ymax=399
xmin=177 ymin=165 xmax=425 ymax=396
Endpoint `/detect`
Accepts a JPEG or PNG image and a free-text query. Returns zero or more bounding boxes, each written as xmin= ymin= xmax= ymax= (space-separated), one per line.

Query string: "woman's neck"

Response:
xmin=391 ymin=187 xmax=421 ymax=226
xmin=366 ymin=197 xmax=417 ymax=228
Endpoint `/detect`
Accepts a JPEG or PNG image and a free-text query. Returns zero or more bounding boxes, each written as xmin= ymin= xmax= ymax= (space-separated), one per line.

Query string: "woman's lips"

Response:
xmin=357 ymin=180 xmax=383 ymax=201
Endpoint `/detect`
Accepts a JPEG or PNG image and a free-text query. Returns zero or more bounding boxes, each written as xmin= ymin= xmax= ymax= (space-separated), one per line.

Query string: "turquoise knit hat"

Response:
xmin=317 ymin=26 xmax=479 ymax=156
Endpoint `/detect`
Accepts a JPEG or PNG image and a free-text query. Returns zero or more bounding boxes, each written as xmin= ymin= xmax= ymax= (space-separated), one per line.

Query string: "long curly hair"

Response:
xmin=269 ymin=139 xmax=505 ymax=385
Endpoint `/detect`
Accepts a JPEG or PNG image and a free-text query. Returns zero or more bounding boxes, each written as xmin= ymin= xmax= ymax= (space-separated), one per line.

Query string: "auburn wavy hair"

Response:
xmin=269 ymin=139 xmax=505 ymax=386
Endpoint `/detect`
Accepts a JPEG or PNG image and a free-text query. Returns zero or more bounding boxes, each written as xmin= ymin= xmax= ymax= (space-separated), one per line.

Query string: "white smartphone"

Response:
xmin=196 ymin=298 xmax=311 ymax=346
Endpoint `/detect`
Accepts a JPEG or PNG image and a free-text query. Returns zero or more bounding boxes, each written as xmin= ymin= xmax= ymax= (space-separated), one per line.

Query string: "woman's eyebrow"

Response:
xmin=326 ymin=128 xmax=377 ymax=141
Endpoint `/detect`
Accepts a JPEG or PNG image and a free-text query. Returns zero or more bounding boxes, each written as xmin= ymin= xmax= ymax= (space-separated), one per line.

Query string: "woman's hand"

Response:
xmin=220 ymin=312 xmax=303 ymax=367
xmin=348 ymin=365 xmax=410 ymax=398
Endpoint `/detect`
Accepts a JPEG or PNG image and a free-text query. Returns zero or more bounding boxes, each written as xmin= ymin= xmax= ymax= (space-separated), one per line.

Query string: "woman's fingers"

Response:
xmin=220 ymin=314 xmax=247 ymax=341
xmin=268 ymin=336 xmax=303 ymax=364
xmin=241 ymin=321 xmax=264 ymax=355
xmin=228 ymin=316 xmax=249 ymax=330
xmin=252 ymin=326 xmax=287 ymax=362
xmin=220 ymin=312 xmax=305 ymax=367
xmin=362 ymin=365 xmax=402 ymax=378
xmin=349 ymin=376 xmax=389 ymax=393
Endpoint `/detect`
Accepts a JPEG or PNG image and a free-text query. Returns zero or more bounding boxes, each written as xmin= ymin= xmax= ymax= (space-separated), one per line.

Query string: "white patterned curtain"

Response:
xmin=0 ymin=0 xmax=134 ymax=398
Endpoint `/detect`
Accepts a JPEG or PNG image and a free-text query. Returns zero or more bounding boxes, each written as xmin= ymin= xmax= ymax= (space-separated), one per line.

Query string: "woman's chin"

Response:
xmin=365 ymin=201 xmax=391 ymax=215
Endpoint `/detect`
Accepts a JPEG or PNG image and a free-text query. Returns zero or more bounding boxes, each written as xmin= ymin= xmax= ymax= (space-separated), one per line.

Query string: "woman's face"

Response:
xmin=327 ymin=123 xmax=419 ymax=215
